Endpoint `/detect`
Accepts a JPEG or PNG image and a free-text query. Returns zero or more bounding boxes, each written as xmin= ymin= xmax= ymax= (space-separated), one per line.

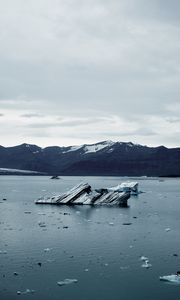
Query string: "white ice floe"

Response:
xmin=140 ymin=256 xmax=149 ymax=261
xmin=38 ymin=221 xmax=46 ymax=227
xmin=17 ymin=289 xmax=35 ymax=295
xmin=109 ymin=222 xmax=114 ymax=226
xmin=57 ymin=279 xmax=78 ymax=286
xmin=44 ymin=248 xmax=52 ymax=252
xmin=0 ymin=250 xmax=7 ymax=254
xmin=160 ymin=275 xmax=180 ymax=283
xmin=165 ymin=228 xmax=171 ymax=232
xmin=141 ymin=261 xmax=152 ymax=268
xmin=140 ymin=256 xmax=152 ymax=268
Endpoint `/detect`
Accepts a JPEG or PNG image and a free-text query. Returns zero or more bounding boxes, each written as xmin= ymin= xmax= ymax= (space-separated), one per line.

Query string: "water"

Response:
xmin=0 ymin=176 xmax=180 ymax=300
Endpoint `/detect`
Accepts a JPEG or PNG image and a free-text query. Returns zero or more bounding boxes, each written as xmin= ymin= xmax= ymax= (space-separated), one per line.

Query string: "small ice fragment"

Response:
xmin=109 ymin=222 xmax=114 ymax=226
xmin=141 ymin=260 xmax=152 ymax=268
xmin=0 ymin=250 xmax=7 ymax=254
xmin=38 ymin=221 xmax=46 ymax=227
xmin=84 ymin=268 xmax=89 ymax=272
xmin=57 ymin=279 xmax=78 ymax=286
xmin=165 ymin=228 xmax=171 ymax=232
xmin=104 ymin=263 xmax=109 ymax=266
xmin=17 ymin=289 xmax=35 ymax=295
xmin=25 ymin=289 xmax=35 ymax=294
xmin=44 ymin=248 xmax=51 ymax=252
xmin=120 ymin=266 xmax=130 ymax=270
xmin=140 ymin=256 xmax=149 ymax=261
xmin=47 ymin=259 xmax=55 ymax=263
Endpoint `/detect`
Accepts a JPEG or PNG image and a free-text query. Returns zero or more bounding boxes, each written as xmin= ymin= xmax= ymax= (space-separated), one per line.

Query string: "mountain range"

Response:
xmin=0 ymin=141 xmax=180 ymax=176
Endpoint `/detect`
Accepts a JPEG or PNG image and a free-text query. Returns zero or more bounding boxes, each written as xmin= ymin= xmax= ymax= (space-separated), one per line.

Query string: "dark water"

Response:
xmin=0 ymin=176 xmax=180 ymax=300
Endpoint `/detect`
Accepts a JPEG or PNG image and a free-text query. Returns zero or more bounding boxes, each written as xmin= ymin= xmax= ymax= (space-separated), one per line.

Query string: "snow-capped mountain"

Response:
xmin=63 ymin=141 xmax=114 ymax=154
xmin=0 ymin=141 xmax=180 ymax=176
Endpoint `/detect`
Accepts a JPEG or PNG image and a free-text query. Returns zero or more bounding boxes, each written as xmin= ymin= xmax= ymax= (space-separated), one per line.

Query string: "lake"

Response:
xmin=0 ymin=176 xmax=180 ymax=299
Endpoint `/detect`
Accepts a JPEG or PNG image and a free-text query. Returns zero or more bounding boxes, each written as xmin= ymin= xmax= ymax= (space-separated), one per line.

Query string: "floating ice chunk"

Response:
xmin=104 ymin=263 xmax=109 ymax=266
xmin=38 ymin=221 xmax=46 ymax=227
xmin=120 ymin=266 xmax=130 ymax=270
xmin=0 ymin=250 xmax=7 ymax=254
xmin=109 ymin=222 xmax=114 ymax=226
xmin=141 ymin=260 xmax=152 ymax=268
xmin=17 ymin=289 xmax=35 ymax=295
xmin=160 ymin=275 xmax=180 ymax=283
xmin=140 ymin=256 xmax=149 ymax=261
xmin=44 ymin=248 xmax=52 ymax=252
xmin=165 ymin=228 xmax=171 ymax=232
xmin=57 ymin=279 xmax=78 ymax=286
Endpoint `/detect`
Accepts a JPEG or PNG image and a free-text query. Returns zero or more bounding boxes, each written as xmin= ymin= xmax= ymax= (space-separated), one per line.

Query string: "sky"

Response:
xmin=0 ymin=0 xmax=180 ymax=148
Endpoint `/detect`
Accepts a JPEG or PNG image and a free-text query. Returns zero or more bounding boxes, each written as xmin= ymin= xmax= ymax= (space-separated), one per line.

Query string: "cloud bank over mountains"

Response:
xmin=0 ymin=0 xmax=180 ymax=147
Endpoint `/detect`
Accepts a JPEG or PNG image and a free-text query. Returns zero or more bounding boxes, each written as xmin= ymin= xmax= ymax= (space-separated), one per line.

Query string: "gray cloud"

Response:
xmin=166 ymin=117 xmax=180 ymax=123
xmin=21 ymin=113 xmax=44 ymax=118
xmin=0 ymin=0 xmax=179 ymax=147
xmin=101 ymin=128 xmax=156 ymax=138
xmin=26 ymin=117 xmax=109 ymax=128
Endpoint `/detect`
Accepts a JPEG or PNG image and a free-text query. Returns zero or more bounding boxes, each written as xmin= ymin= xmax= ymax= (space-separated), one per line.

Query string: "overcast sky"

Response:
xmin=0 ymin=0 xmax=180 ymax=148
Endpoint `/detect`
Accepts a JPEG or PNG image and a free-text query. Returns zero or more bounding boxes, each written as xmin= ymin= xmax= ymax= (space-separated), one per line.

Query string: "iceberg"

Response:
xmin=57 ymin=279 xmax=78 ymax=286
xmin=107 ymin=182 xmax=139 ymax=195
xmin=35 ymin=182 xmax=132 ymax=207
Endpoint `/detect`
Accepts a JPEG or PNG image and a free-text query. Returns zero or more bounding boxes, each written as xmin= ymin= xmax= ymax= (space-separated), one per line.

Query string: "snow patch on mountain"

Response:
xmin=84 ymin=141 xmax=114 ymax=154
xmin=63 ymin=145 xmax=82 ymax=153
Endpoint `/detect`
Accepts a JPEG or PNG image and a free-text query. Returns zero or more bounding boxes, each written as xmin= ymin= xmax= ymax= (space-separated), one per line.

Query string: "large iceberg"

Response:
xmin=35 ymin=182 xmax=132 ymax=207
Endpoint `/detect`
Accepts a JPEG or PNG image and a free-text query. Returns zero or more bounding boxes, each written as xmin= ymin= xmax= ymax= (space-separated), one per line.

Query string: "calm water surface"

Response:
xmin=0 ymin=176 xmax=180 ymax=300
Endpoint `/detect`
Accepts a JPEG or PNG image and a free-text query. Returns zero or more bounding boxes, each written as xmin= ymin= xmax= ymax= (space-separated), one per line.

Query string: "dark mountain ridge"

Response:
xmin=0 ymin=141 xmax=180 ymax=176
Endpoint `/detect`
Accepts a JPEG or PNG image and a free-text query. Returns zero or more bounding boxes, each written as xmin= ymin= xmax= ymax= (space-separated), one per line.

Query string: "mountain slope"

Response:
xmin=0 ymin=141 xmax=180 ymax=176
